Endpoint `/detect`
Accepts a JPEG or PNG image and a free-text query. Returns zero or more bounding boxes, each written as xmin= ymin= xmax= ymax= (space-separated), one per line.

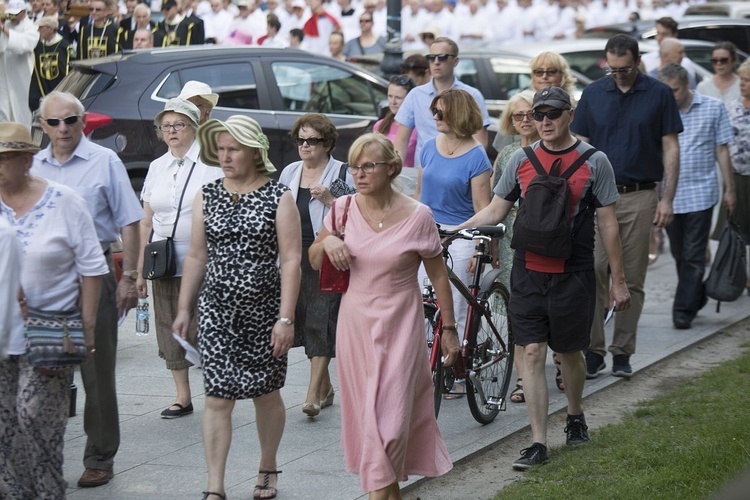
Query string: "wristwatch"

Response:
xmin=122 ymin=270 xmax=139 ymax=280
xmin=278 ymin=317 xmax=294 ymax=325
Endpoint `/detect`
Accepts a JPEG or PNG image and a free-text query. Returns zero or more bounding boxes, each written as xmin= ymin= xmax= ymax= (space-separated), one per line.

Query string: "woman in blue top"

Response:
xmin=417 ymin=88 xmax=492 ymax=398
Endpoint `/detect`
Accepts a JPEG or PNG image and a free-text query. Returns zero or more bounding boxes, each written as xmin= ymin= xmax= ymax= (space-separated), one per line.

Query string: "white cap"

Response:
xmin=5 ymin=0 xmax=26 ymax=15
xmin=177 ymin=81 xmax=219 ymax=107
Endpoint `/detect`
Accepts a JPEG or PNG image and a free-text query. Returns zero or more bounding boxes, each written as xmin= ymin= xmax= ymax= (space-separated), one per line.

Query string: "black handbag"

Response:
xmin=143 ymin=161 xmax=196 ymax=280
xmin=26 ymin=307 xmax=87 ymax=369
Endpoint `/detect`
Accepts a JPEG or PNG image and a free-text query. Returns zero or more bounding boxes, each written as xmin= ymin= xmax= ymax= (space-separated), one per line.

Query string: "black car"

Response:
xmin=35 ymin=46 xmax=388 ymax=190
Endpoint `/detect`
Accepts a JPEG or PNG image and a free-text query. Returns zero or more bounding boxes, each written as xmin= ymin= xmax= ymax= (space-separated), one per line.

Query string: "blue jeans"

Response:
xmin=665 ymin=207 xmax=713 ymax=323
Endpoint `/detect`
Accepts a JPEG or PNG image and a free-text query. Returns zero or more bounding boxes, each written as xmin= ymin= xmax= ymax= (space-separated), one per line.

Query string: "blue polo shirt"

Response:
xmin=571 ymin=72 xmax=683 ymax=185
xmin=394 ymin=77 xmax=491 ymax=167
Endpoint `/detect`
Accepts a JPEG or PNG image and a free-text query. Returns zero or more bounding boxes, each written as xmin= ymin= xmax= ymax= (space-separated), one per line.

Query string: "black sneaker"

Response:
xmin=612 ymin=354 xmax=632 ymax=378
xmin=512 ymin=442 xmax=551 ymax=470
xmin=585 ymin=351 xmax=606 ymax=379
xmin=565 ymin=414 xmax=590 ymax=445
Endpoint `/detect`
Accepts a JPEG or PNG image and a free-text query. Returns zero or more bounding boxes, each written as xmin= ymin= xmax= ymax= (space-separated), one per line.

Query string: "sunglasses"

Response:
xmin=159 ymin=122 xmax=188 ymax=132
xmin=431 ymin=108 xmax=444 ymax=121
xmin=532 ymin=68 xmax=559 ymax=77
xmin=426 ymin=53 xmax=456 ymax=62
xmin=711 ymin=57 xmax=730 ymax=65
xmin=532 ymin=109 xmax=566 ymax=121
xmin=43 ymin=115 xmax=81 ymax=127
xmin=511 ymin=111 xmax=534 ymax=122
xmin=90 ymin=7 xmax=104 ymax=11
xmin=346 ymin=161 xmax=387 ymax=175
xmin=389 ymin=74 xmax=413 ymax=86
xmin=294 ymin=137 xmax=324 ymax=146
xmin=605 ymin=65 xmax=635 ymax=76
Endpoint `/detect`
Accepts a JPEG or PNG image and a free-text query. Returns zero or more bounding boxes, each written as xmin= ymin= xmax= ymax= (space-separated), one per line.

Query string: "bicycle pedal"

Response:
xmin=487 ymin=397 xmax=506 ymax=411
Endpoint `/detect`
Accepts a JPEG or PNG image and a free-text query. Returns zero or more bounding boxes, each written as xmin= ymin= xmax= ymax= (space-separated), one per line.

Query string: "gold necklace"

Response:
xmin=225 ymin=177 xmax=261 ymax=203
xmin=445 ymin=136 xmax=465 ymax=156
xmin=363 ymin=195 xmax=393 ymax=229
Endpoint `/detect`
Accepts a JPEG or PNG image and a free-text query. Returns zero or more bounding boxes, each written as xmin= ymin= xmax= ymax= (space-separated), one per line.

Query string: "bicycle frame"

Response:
xmin=426 ymin=227 xmax=512 ymax=414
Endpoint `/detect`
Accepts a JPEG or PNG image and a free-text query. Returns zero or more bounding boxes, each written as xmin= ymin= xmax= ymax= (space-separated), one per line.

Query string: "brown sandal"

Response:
xmin=510 ymin=378 xmax=525 ymax=403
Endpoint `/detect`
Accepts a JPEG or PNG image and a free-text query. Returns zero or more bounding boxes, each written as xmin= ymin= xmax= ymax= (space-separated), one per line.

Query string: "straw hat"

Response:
xmin=198 ymin=116 xmax=276 ymax=174
xmin=178 ymin=81 xmax=219 ymax=108
xmin=154 ymin=98 xmax=201 ymax=127
xmin=0 ymin=122 xmax=40 ymax=154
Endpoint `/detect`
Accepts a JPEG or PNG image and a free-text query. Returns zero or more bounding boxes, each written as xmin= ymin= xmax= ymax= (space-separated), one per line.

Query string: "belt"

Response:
xmin=616 ymin=182 xmax=656 ymax=194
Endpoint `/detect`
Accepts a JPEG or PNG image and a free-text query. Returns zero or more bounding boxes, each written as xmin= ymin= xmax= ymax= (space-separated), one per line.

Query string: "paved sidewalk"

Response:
xmin=63 ymin=242 xmax=750 ymax=499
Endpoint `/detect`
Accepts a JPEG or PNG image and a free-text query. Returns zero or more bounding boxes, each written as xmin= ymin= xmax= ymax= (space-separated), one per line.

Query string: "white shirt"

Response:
xmin=0 ymin=17 xmax=39 ymax=125
xmin=1 ymin=181 xmax=109 ymax=354
xmin=203 ymin=9 xmax=234 ymax=44
xmin=0 ymin=218 xmax=22 ymax=358
xmin=141 ymin=140 xmax=223 ymax=275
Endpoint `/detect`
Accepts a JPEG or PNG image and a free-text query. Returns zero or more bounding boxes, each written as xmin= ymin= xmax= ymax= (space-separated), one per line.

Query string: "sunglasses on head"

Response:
xmin=532 ymin=109 xmax=566 ymax=121
xmin=294 ymin=137 xmax=324 ymax=146
xmin=532 ymin=68 xmax=559 ymax=77
xmin=711 ymin=57 xmax=730 ymax=65
xmin=431 ymin=108 xmax=444 ymax=121
xmin=389 ymin=74 xmax=413 ymax=87
xmin=426 ymin=53 xmax=455 ymax=62
xmin=43 ymin=115 xmax=81 ymax=127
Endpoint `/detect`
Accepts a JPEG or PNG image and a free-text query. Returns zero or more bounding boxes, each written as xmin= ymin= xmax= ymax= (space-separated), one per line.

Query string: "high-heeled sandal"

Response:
xmin=302 ymin=402 xmax=320 ymax=417
xmin=253 ymin=470 xmax=281 ymax=499
xmin=320 ymin=386 xmax=335 ymax=409
xmin=202 ymin=492 xmax=226 ymax=500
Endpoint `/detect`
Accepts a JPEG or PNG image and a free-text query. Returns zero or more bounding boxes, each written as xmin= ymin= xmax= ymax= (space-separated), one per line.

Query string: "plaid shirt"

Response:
xmin=672 ymin=92 xmax=734 ymax=214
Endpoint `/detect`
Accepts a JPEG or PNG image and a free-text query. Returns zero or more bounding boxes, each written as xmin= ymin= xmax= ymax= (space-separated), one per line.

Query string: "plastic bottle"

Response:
xmin=136 ymin=298 xmax=150 ymax=336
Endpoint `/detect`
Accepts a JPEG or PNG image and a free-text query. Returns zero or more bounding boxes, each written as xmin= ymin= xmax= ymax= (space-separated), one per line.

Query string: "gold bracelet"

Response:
xmin=442 ymin=323 xmax=459 ymax=331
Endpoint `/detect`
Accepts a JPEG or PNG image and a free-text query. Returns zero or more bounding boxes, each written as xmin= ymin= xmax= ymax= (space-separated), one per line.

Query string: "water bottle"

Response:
xmin=136 ymin=298 xmax=150 ymax=336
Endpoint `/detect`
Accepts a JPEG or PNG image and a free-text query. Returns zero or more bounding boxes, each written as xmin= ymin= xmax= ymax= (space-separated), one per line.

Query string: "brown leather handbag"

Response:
xmin=319 ymin=195 xmax=352 ymax=293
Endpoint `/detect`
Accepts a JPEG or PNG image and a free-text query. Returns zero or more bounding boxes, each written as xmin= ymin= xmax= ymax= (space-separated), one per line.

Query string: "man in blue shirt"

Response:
xmin=571 ymin=34 xmax=682 ymax=379
xmin=32 ymin=91 xmax=144 ymax=488
xmin=657 ymin=63 xmax=736 ymax=329
xmin=393 ymin=36 xmax=491 ymax=174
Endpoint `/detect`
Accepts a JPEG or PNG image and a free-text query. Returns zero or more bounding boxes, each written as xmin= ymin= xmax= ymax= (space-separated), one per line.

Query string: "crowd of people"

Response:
xmin=1 ymin=1 xmax=748 ymax=497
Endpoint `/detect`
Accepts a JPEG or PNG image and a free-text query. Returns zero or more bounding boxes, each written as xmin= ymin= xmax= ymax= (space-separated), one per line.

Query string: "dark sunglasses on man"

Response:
xmin=43 ymin=115 xmax=81 ymax=127
xmin=426 ymin=53 xmax=455 ymax=62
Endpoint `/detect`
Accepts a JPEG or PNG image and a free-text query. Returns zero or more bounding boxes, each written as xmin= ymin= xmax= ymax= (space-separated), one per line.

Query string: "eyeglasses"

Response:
xmin=431 ymin=108 xmax=444 ymax=121
xmin=346 ymin=161 xmax=387 ymax=175
xmin=294 ymin=137 xmax=324 ymax=146
xmin=90 ymin=7 xmax=104 ymax=11
xmin=43 ymin=115 xmax=81 ymax=127
xmin=532 ymin=68 xmax=560 ymax=77
xmin=159 ymin=122 xmax=188 ymax=132
xmin=532 ymin=109 xmax=567 ymax=121
xmin=426 ymin=53 xmax=456 ymax=63
xmin=711 ymin=57 xmax=730 ymax=65
xmin=389 ymin=74 xmax=413 ymax=86
xmin=511 ymin=111 xmax=534 ymax=122
xmin=605 ymin=64 xmax=635 ymax=76
xmin=359 ymin=18 xmax=372 ymax=23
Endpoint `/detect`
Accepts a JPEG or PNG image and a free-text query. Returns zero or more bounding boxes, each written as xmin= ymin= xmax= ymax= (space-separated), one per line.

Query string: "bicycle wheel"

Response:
xmin=424 ymin=302 xmax=443 ymax=418
xmin=466 ymin=281 xmax=514 ymax=425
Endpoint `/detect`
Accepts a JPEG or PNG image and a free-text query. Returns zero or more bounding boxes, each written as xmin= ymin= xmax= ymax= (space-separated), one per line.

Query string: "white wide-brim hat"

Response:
xmin=178 ymin=80 xmax=219 ymax=108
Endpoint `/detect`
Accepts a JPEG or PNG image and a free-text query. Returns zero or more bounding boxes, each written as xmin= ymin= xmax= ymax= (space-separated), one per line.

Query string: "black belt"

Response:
xmin=616 ymin=182 xmax=656 ymax=194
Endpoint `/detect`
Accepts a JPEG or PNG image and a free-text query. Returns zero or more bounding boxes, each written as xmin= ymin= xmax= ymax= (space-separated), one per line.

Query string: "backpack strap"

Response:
xmin=522 ymin=146 xmax=547 ymax=176
xmin=560 ymin=147 xmax=598 ymax=180
xmin=523 ymin=146 xmax=598 ymax=179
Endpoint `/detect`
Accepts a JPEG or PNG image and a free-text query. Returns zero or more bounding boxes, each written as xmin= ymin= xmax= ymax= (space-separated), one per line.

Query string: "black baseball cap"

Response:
xmin=162 ymin=0 xmax=178 ymax=11
xmin=532 ymin=87 xmax=572 ymax=110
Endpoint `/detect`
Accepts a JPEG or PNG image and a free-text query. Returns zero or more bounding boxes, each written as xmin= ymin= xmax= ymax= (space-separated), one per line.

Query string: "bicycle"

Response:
xmin=423 ymin=225 xmax=514 ymax=425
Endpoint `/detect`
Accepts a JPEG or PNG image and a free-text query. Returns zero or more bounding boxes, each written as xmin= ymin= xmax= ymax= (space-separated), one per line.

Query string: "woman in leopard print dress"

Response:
xmin=173 ymin=116 xmax=301 ymax=500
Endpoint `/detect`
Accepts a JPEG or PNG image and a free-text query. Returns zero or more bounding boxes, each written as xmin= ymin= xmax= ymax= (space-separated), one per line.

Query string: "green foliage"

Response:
xmin=495 ymin=351 xmax=750 ymax=499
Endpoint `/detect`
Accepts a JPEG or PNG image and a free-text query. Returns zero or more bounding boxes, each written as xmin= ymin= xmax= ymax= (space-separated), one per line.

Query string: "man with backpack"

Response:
xmin=461 ymin=87 xmax=631 ymax=469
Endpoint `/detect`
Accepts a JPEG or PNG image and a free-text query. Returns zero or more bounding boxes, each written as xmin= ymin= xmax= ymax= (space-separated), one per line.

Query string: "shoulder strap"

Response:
xmin=169 ymin=161 xmax=197 ymax=239
xmin=339 ymin=195 xmax=353 ymax=236
xmin=522 ymin=146 xmax=546 ymax=176
xmin=330 ymin=196 xmax=338 ymax=235
xmin=338 ymin=162 xmax=348 ymax=181
xmin=560 ymin=147 xmax=598 ymax=180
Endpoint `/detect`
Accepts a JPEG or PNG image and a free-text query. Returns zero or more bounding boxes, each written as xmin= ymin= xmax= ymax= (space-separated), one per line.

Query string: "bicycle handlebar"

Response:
xmin=438 ymin=224 xmax=506 ymax=242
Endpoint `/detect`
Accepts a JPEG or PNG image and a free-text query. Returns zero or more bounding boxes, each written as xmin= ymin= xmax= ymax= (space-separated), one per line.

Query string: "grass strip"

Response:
xmin=495 ymin=343 xmax=750 ymax=499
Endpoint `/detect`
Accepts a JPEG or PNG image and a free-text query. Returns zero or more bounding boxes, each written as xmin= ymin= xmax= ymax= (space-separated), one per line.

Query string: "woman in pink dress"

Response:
xmin=309 ymin=133 xmax=460 ymax=498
